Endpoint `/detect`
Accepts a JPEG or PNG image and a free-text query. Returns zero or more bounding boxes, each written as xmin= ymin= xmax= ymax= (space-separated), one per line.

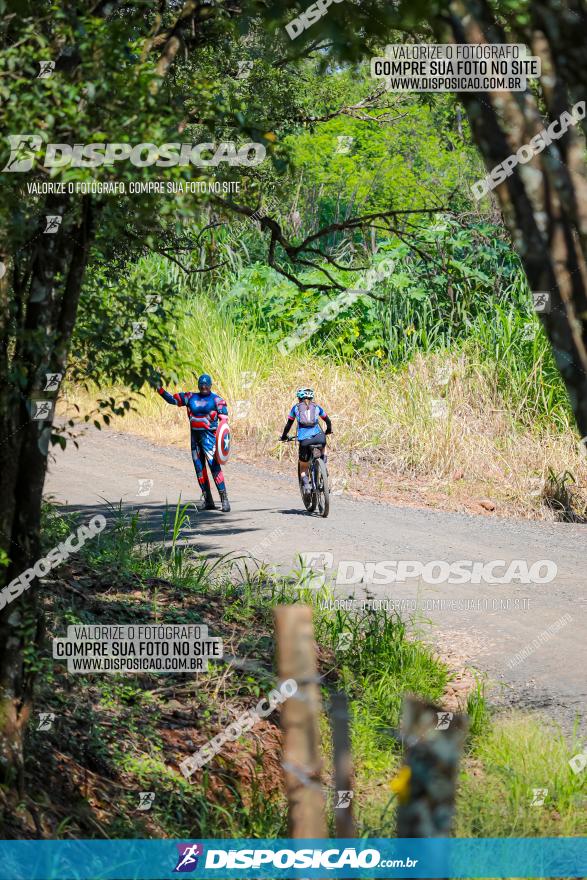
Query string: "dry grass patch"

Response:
xmin=62 ymin=340 xmax=587 ymax=520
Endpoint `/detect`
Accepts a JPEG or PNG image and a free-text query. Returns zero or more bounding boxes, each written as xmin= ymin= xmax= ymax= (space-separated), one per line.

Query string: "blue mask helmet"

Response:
xmin=198 ymin=373 xmax=213 ymax=394
xmin=296 ymin=387 xmax=314 ymax=401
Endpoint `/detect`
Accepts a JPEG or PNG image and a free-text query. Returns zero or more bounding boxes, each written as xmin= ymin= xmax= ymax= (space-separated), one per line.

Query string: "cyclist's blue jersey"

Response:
xmin=289 ymin=402 xmax=328 ymax=441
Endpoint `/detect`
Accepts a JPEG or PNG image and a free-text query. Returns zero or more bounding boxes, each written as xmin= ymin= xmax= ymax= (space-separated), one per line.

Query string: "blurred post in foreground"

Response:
xmin=395 ymin=696 xmax=468 ymax=837
xmin=274 ymin=604 xmax=327 ymax=838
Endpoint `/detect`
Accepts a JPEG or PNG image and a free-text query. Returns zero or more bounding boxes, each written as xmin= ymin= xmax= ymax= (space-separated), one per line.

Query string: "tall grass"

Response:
xmin=456 ymin=715 xmax=587 ymax=837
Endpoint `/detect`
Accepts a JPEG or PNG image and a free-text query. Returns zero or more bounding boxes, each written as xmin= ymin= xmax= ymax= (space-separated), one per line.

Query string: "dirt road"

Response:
xmin=46 ymin=428 xmax=586 ymax=735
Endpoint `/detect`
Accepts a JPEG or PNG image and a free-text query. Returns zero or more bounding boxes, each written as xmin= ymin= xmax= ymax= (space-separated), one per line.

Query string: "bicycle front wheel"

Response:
xmin=314 ymin=457 xmax=330 ymax=518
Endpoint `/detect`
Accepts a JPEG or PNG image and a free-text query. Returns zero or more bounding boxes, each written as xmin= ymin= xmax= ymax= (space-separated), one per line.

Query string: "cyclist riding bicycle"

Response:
xmin=156 ymin=373 xmax=231 ymax=513
xmin=280 ymin=388 xmax=332 ymax=494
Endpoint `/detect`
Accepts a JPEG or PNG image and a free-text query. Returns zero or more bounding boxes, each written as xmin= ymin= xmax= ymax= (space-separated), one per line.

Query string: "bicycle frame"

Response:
xmin=283 ymin=436 xmax=330 ymax=517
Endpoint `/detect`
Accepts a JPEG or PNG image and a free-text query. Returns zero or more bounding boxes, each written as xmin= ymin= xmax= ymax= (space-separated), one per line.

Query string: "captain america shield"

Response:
xmin=215 ymin=421 xmax=231 ymax=465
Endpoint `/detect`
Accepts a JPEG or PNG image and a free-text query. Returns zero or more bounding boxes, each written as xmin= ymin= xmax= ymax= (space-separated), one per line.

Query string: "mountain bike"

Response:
xmin=283 ymin=437 xmax=330 ymax=518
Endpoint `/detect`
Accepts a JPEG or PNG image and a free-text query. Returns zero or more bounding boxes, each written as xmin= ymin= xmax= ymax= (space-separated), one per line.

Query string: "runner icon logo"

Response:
xmin=333 ymin=790 xmax=354 ymax=809
xmin=174 ymin=844 xmax=204 ymax=873
xmin=436 ymin=711 xmax=453 ymax=730
xmin=137 ymin=792 xmax=155 ymax=811
xmin=37 ymin=712 xmax=55 ymax=731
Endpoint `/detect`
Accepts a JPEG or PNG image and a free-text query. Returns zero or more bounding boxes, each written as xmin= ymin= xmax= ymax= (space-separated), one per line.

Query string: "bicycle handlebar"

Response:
xmin=280 ymin=435 xmax=332 ymax=442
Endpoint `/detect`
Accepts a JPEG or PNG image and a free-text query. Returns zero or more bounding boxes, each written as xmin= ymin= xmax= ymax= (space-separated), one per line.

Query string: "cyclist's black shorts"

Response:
xmin=298 ymin=432 xmax=326 ymax=462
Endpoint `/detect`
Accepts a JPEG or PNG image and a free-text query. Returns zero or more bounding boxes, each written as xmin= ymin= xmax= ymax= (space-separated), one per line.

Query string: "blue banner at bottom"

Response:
xmin=0 ymin=838 xmax=585 ymax=879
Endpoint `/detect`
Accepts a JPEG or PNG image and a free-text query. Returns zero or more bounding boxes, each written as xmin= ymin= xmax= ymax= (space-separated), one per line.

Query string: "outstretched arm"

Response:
xmin=280 ymin=416 xmax=295 ymax=440
xmin=280 ymin=405 xmax=296 ymax=440
xmin=157 ymin=387 xmax=187 ymax=407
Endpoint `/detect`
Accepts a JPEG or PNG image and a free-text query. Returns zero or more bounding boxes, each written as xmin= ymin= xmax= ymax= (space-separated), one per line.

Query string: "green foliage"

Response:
xmin=465 ymin=678 xmax=490 ymax=741
xmin=69 ymin=257 xmax=179 ymax=390
xmin=313 ymin=601 xmax=447 ymax=731
xmin=456 ymin=716 xmax=587 ymax=837
xmin=285 ymin=89 xmax=479 ymax=221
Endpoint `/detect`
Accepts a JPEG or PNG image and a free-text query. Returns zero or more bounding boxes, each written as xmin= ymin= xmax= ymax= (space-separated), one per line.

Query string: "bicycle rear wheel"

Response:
xmin=314 ymin=457 xmax=330 ymax=518
xmin=298 ymin=464 xmax=317 ymax=512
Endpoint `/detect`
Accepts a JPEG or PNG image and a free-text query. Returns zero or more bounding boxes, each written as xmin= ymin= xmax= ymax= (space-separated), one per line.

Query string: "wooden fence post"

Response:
xmin=274 ymin=604 xmax=327 ymax=839
xmin=329 ymin=691 xmax=356 ymax=838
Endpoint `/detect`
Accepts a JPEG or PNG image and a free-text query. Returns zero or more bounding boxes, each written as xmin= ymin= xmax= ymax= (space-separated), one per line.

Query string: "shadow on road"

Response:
xmin=49 ymin=497 xmax=266 ymax=557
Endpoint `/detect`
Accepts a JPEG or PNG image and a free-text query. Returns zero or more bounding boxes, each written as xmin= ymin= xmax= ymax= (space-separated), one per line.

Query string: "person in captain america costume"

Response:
xmin=156 ymin=373 xmax=231 ymax=512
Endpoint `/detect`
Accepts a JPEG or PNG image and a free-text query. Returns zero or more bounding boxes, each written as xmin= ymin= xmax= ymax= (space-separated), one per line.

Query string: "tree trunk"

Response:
xmin=0 ymin=195 xmax=94 ymax=800
xmin=435 ymin=0 xmax=587 ymax=436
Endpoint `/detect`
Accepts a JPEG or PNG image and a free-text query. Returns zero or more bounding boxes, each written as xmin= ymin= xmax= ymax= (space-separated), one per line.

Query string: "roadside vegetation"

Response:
xmin=66 ymin=282 xmax=587 ymax=519
xmin=11 ymin=505 xmax=585 ymax=841
xmin=64 ymin=95 xmax=587 ymax=519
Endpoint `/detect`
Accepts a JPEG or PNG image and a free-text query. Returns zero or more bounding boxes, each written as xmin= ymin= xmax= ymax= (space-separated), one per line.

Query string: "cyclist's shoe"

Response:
xmin=196 ymin=488 xmax=216 ymax=511
xmin=219 ymin=490 xmax=231 ymax=513
xmin=301 ymin=474 xmax=311 ymax=494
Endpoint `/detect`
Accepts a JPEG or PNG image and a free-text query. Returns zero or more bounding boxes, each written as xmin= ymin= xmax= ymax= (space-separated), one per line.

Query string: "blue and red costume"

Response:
xmin=157 ymin=386 xmax=228 ymax=495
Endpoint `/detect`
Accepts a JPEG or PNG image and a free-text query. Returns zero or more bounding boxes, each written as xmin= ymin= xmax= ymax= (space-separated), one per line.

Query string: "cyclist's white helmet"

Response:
xmin=296 ymin=387 xmax=314 ymax=400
